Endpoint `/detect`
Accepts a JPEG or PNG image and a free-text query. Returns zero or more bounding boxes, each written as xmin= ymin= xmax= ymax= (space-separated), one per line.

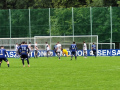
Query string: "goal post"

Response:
xmin=34 ymin=35 xmax=98 ymax=52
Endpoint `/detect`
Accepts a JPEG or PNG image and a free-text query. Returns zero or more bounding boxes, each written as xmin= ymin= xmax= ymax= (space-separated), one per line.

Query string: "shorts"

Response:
xmin=93 ymin=50 xmax=96 ymax=53
xmin=21 ymin=54 xmax=28 ymax=59
xmin=0 ymin=57 xmax=8 ymax=62
xmin=83 ymin=50 xmax=87 ymax=54
xmin=35 ymin=50 xmax=38 ymax=54
xmin=71 ymin=51 xmax=76 ymax=55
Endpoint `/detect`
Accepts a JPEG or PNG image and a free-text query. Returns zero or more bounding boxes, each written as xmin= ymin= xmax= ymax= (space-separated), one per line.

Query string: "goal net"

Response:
xmin=34 ymin=35 xmax=98 ymax=51
xmin=0 ymin=38 xmax=34 ymax=51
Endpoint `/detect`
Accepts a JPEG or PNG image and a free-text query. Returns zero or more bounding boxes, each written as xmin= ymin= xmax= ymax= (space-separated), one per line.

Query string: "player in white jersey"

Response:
xmin=45 ymin=42 xmax=51 ymax=57
xmin=28 ymin=42 xmax=31 ymax=58
xmin=15 ymin=43 xmax=18 ymax=58
xmin=83 ymin=41 xmax=87 ymax=58
xmin=56 ymin=42 xmax=62 ymax=60
xmin=34 ymin=42 xmax=38 ymax=58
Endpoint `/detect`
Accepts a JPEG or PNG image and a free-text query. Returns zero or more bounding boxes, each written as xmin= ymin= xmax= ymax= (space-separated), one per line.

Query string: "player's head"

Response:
xmin=45 ymin=42 xmax=47 ymax=44
xmin=93 ymin=43 xmax=94 ymax=44
xmin=29 ymin=42 xmax=31 ymax=44
xmin=61 ymin=48 xmax=63 ymax=51
xmin=22 ymin=41 xmax=25 ymax=44
xmin=83 ymin=41 xmax=85 ymax=43
xmin=1 ymin=46 xmax=4 ymax=49
xmin=57 ymin=42 xmax=59 ymax=44
xmin=73 ymin=42 xmax=75 ymax=44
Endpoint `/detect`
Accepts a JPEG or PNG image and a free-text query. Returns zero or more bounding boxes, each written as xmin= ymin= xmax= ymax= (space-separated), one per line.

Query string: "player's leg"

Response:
xmin=26 ymin=55 xmax=30 ymax=67
xmin=84 ymin=50 xmax=87 ymax=58
xmin=21 ymin=55 xmax=25 ymax=67
xmin=71 ymin=52 xmax=73 ymax=60
xmin=75 ymin=51 xmax=77 ymax=60
xmin=57 ymin=52 xmax=60 ymax=60
xmin=93 ymin=50 xmax=96 ymax=57
xmin=34 ymin=50 xmax=35 ymax=58
xmin=4 ymin=58 xmax=9 ymax=67
xmin=36 ymin=50 xmax=38 ymax=58
xmin=47 ymin=51 xmax=48 ymax=58
xmin=29 ymin=51 xmax=31 ymax=58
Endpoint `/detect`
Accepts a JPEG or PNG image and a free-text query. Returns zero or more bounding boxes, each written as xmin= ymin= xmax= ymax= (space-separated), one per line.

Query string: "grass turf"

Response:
xmin=0 ymin=56 xmax=120 ymax=90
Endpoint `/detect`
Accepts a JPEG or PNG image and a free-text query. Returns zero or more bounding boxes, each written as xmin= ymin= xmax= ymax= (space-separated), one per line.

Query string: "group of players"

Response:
xmin=0 ymin=41 xmax=96 ymax=67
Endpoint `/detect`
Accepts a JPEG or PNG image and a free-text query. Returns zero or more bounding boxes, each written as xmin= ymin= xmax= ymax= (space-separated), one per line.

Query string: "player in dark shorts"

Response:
xmin=0 ymin=46 xmax=10 ymax=67
xmin=92 ymin=43 xmax=96 ymax=57
xmin=18 ymin=41 xmax=30 ymax=67
xmin=70 ymin=42 xmax=77 ymax=60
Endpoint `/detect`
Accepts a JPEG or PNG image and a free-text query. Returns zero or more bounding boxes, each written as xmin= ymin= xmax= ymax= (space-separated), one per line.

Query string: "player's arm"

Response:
xmin=91 ymin=45 xmax=93 ymax=50
xmin=76 ymin=45 xmax=77 ymax=51
xmin=48 ymin=44 xmax=50 ymax=49
xmin=5 ymin=50 xmax=8 ymax=57
xmin=27 ymin=46 xmax=30 ymax=53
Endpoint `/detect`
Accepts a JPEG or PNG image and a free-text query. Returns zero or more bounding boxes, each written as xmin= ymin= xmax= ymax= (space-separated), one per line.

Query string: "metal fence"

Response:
xmin=0 ymin=7 xmax=120 ymax=48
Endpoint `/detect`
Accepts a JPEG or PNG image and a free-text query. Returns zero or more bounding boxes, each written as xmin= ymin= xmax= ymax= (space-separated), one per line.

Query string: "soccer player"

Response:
xmin=18 ymin=41 xmax=30 ymax=67
xmin=54 ymin=44 xmax=57 ymax=56
xmin=34 ymin=42 xmax=38 ymax=58
xmin=92 ymin=43 xmax=96 ymax=57
xmin=0 ymin=46 xmax=10 ymax=67
xmin=15 ymin=43 xmax=19 ymax=58
xmin=56 ymin=42 xmax=62 ymax=60
xmin=61 ymin=48 xmax=69 ymax=57
xmin=45 ymin=42 xmax=50 ymax=58
xmin=28 ymin=42 xmax=31 ymax=58
xmin=83 ymin=41 xmax=87 ymax=58
xmin=70 ymin=42 xmax=77 ymax=60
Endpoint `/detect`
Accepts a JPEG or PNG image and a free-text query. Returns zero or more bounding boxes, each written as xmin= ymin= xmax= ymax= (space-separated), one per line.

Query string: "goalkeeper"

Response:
xmin=61 ymin=48 xmax=69 ymax=57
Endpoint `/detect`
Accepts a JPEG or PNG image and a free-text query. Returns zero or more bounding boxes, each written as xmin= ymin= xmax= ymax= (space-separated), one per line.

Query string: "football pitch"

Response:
xmin=0 ymin=56 xmax=120 ymax=90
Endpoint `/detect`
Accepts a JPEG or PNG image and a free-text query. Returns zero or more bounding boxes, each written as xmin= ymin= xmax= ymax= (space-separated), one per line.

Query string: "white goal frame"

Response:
xmin=34 ymin=35 xmax=98 ymax=55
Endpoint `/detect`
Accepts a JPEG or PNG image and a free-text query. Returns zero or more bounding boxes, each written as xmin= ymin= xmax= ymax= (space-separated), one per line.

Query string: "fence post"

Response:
xmin=49 ymin=8 xmax=51 ymax=48
xmin=110 ymin=6 xmax=112 ymax=50
xmin=90 ymin=7 xmax=92 ymax=46
xmin=72 ymin=7 xmax=74 ymax=41
xmin=9 ymin=9 xmax=11 ymax=51
xmin=29 ymin=8 xmax=31 ymax=42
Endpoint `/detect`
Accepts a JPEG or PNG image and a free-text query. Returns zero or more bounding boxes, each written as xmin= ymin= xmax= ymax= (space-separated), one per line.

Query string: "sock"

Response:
xmin=71 ymin=55 xmax=73 ymax=60
xmin=0 ymin=63 xmax=1 ymax=67
xmin=22 ymin=59 xmax=24 ymax=65
xmin=26 ymin=59 xmax=29 ymax=65
xmin=75 ymin=56 xmax=77 ymax=60
xmin=7 ymin=64 xmax=9 ymax=67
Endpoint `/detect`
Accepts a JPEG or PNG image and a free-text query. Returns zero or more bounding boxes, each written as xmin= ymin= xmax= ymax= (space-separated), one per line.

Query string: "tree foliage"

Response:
xmin=0 ymin=0 xmax=120 ymax=43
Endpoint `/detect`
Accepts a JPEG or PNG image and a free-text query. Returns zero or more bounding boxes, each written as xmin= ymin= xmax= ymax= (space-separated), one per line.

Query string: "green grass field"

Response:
xmin=0 ymin=56 xmax=120 ymax=90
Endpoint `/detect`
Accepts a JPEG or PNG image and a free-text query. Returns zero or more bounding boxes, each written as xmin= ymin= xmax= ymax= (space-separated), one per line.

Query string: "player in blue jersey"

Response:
xmin=0 ymin=46 xmax=10 ymax=67
xmin=18 ymin=41 xmax=30 ymax=67
xmin=54 ymin=44 xmax=57 ymax=56
xmin=70 ymin=42 xmax=77 ymax=60
xmin=92 ymin=43 xmax=96 ymax=57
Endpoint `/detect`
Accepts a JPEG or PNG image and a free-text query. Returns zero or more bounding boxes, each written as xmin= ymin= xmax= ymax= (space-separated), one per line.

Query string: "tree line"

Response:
xmin=0 ymin=0 xmax=120 ymax=9
xmin=0 ymin=0 xmax=120 ymax=45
